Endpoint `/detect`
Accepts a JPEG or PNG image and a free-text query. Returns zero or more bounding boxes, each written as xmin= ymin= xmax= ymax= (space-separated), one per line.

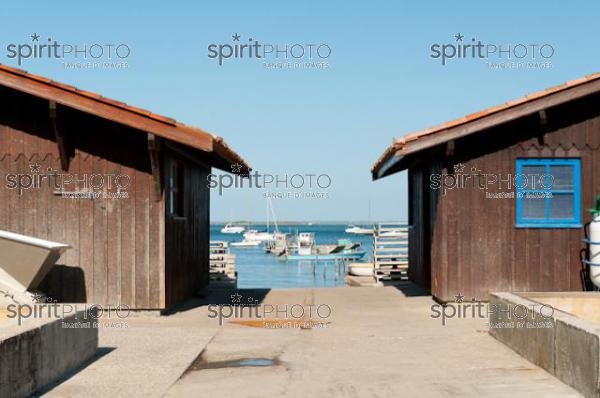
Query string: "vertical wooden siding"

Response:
xmin=408 ymin=166 xmax=430 ymax=288
xmin=0 ymin=87 xmax=165 ymax=309
xmin=164 ymin=149 xmax=210 ymax=308
xmin=420 ymin=96 xmax=600 ymax=302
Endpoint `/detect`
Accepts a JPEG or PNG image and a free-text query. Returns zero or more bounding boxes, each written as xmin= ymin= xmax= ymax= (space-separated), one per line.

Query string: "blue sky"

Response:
xmin=1 ymin=0 xmax=599 ymax=222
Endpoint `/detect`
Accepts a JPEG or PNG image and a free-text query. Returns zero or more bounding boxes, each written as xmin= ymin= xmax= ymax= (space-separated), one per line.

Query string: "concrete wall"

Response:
xmin=489 ymin=292 xmax=600 ymax=398
xmin=0 ymin=308 xmax=98 ymax=397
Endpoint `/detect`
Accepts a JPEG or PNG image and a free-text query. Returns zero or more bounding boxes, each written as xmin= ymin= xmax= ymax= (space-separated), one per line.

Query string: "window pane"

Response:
xmin=522 ymin=194 xmax=546 ymax=219
xmin=549 ymin=165 xmax=574 ymax=190
xmin=521 ymin=165 xmax=546 ymax=190
xmin=549 ymin=193 xmax=574 ymax=219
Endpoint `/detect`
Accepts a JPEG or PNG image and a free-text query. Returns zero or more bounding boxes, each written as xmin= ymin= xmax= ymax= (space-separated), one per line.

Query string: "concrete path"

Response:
xmin=40 ymin=284 xmax=581 ymax=397
xmin=167 ymin=285 xmax=581 ymax=398
xmin=38 ymin=304 xmax=219 ymax=397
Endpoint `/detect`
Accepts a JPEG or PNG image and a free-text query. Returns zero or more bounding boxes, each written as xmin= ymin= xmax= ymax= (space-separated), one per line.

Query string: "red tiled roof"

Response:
xmin=0 ymin=64 xmax=250 ymax=173
xmin=372 ymin=71 xmax=600 ymax=177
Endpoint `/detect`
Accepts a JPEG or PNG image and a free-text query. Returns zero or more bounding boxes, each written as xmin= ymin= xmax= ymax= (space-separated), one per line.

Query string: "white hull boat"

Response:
xmin=230 ymin=240 xmax=261 ymax=248
xmin=243 ymin=230 xmax=275 ymax=242
xmin=348 ymin=263 xmax=374 ymax=277
xmin=221 ymin=223 xmax=245 ymax=234
xmin=0 ymin=230 xmax=70 ymax=293
xmin=345 ymin=225 xmax=373 ymax=235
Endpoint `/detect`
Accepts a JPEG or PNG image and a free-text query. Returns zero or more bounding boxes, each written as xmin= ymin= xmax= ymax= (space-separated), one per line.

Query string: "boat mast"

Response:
xmin=268 ymin=197 xmax=280 ymax=233
xmin=266 ymin=193 xmax=270 ymax=233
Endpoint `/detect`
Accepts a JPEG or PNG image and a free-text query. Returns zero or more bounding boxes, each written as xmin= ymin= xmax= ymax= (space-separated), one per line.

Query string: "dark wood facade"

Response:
xmin=164 ymin=147 xmax=210 ymax=308
xmin=0 ymin=69 xmax=247 ymax=310
xmin=407 ymin=91 xmax=600 ymax=302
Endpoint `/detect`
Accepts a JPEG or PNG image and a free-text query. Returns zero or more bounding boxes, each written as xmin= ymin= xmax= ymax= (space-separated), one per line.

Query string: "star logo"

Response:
xmin=232 ymin=33 xmax=241 ymax=42
xmin=454 ymin=33 xmax=464 ymax=42
xmin=231 ymin=163 xmax=242 ymax=173
xmin=30 ymin=163 xmax=41 ymax=173
xmin=230 ymin=292 xmax=242 ymax=303
xmin=454 ymin=293 xmax=465 ymax=303
xmin=453 ymin=163 xmax=465 ymax=173
xmin=31 ymin=33 xmax=40 ymax=42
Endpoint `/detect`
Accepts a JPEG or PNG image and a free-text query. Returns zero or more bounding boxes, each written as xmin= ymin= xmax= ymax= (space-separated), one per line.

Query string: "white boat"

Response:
xmin=297 ymin=233 xmax=315 ymax=256
xmin=221 ymin=223 xmax=245 ymax=234
xmin=0 ymin=230 xmax=70 ymax=293
xmin=286 ymin=234 xmax=366 ymax=261
xmin=230 ymin=240 xmax=261 ymax=248
xmin=243 ymin=230 xmax=275 ymax=242
xmin=249 ymin=195 xmax=278 ymax=244
xmin=348 ymin=263 xmax=374 ymax=277
xmin=345 ymin=225 xmax=374 ymax=235
xmin=265 ymin=232 xmax=289 ymax=256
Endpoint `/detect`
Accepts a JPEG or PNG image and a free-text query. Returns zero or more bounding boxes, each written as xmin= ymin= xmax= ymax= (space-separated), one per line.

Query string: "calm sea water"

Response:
xmin=210 ymin=224 xmax=375 ymax=289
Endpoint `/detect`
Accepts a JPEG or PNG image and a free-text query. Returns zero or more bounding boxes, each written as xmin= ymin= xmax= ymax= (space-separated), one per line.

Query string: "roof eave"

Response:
xmin=212 ymin=137 xmax=252 ymax=175
xmin=372 ymin=142 xmax=404 ymax=180
xmin=371 ymin=71 xmax=600 ymax=178
xmin=0 ymin=64 xmax=251 ymax=174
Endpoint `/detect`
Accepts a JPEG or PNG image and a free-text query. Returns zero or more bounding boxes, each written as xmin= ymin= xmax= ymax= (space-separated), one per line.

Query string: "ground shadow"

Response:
xmin=382 ymin=280 xmax=430 ymax=297
xmin=37 ymin=265 xmax=87 ymax=303
xmin=162 ymin=287 xmax=271 ymax=315
xmin=31 ymin=346 xmax=116 ymax=397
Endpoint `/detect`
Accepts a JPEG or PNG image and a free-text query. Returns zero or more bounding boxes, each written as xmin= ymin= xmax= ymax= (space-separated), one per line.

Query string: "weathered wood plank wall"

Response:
xmin=0 ymin=86 xmax=166 ymax=308
xmin=164 ymin=148 xmax=210 ymax=308
xmin=409 ymin=93 xmax=600 ymax=302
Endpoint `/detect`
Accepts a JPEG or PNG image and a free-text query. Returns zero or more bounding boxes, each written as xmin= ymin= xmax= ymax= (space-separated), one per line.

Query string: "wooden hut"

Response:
xmin=372 ymin=72 xmax=600 ymax=302
xmin=0 ymin=64 xmax=250 ymax=310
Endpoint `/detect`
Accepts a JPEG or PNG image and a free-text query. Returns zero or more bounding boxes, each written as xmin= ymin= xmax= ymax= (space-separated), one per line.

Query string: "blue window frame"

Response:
xmin=516 ymin=158 xmax=581 ymax=228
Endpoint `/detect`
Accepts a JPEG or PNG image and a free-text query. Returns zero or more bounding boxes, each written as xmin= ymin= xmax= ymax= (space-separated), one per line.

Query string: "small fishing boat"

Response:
xmin=345 ymin=225 xmax=374 ymax=235
xmin=230 ymin=240 xmax=261 ymax=248
xmin=287 ymin=250 xmax=366 ymax=261
xmin=243 ymin=230 xmax=275 ymax=242
xmin=221 ymin=223 xmax=245 ymax=234
xmin=265 ymin=232 xmax=289 ymax=256
xmin=348 ymin=263 xmax=375 ymax=276
xmin=286 ymin=233 xmax=366 ymax=261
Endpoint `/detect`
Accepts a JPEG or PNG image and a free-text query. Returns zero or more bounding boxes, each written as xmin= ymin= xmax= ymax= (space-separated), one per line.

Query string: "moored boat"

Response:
xmin=286 ymin=233 xmax=366 ymax=261
xmin=221 ymin=223 xmax=245 ymax=234
xmin=348 ymin=263 xmax=375 ymax=276
xmin=230 ymin=240 xmax=261 ymax=248
xmin=345 ymin=225 xmax=374 ymax=235
xmin=287 ymin=250 xmax=366 ymax=261
xmin=243 ymin=230 xmax=275 ymax=242
xmin=265 ymin=232 xmax=289 ymax=256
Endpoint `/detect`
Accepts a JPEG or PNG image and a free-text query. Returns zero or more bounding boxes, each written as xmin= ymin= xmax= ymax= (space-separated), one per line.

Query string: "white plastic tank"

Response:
xmin=587 ymin=196 xmax=600 ymax=289
xmin=589 ymin=214 xmax=600 ymax=289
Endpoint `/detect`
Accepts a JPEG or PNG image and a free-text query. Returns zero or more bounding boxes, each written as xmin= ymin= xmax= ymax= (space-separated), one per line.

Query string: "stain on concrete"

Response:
xmin=188 ymin=356 xmax=282 ymax=371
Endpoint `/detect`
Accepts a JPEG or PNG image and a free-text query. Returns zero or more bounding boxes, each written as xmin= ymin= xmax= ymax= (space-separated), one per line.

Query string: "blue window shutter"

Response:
xmin=515 ymin=158 xmax=581 ymax=228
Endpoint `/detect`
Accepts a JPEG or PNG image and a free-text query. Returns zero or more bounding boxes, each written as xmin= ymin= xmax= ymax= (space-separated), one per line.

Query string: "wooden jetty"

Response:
xmin=372 ymin=222 xmax=409 ymax=282
xmin=209 ymin=241 xmax=237 ymax=286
